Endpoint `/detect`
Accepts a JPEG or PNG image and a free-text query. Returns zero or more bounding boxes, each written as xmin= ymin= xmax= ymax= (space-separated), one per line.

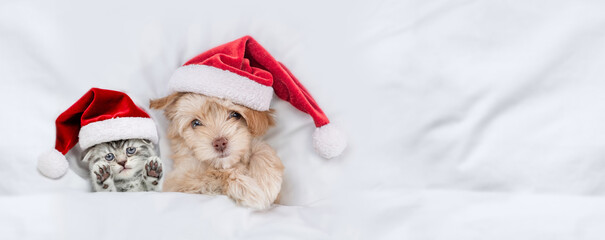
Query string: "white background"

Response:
xmin=2 ymin=0 xmax=605 ymax=239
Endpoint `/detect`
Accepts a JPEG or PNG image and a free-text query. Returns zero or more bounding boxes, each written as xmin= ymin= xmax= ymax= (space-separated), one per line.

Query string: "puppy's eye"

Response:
xmin=105 ymin=153 xmax=115 ymax=161
xmin=229 ymin=111 xmax=242 ymax=120
xmin=126 ymin=147 xmax=136 ymax=155
xmin=191 ymin=119 xmax=202 ymax=128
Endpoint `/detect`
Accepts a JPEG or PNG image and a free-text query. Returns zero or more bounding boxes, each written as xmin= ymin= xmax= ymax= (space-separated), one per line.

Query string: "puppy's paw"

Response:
xmin=197 ymin=169 xmax=227 ymax=194
xmin=93 ymin=164 xmax=112 ymax=188
xmin=226 ymin=175 xmax=271 ymax=210
xmin=235 ymin=195 xmax=271 ymax=210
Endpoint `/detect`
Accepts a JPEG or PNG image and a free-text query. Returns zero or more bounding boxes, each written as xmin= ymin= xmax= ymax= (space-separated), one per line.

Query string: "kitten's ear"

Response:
xmin=81 ymin=148 xmax=93 ymax=163
xmin=149 ymin=92 xmax=184 ymax=110
xmin=140 ymin=139 xmax=155 ymax=149
xmin=241 ymin=108 xmax=275 ymax=137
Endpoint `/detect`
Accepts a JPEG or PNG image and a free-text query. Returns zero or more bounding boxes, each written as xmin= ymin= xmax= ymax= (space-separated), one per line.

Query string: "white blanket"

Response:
xmin=2 ymin=0 xmax=605 ymax=239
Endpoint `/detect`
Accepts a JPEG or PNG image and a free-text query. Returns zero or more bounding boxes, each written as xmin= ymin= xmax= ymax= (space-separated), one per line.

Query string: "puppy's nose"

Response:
xmin=212 ymin=137 xmax=228 ymax=152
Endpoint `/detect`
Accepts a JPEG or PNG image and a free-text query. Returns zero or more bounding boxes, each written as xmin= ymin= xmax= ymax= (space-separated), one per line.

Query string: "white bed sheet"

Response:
xmin=2 ymin=0 xmax=605 ymax=239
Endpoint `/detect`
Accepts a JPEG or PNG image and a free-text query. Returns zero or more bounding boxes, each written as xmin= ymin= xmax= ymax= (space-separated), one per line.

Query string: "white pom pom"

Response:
xmin=312 ymin=123 xmax=347 ymax=159
xmin=37 ymin=149 xmax=69 ymax=179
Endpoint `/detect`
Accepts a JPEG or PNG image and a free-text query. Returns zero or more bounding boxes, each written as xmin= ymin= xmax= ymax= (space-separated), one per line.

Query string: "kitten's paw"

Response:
xmin=144 ymin=158 xmax=163 ymax=185
xmin=94 ymin=164 xmax=112 ymax=189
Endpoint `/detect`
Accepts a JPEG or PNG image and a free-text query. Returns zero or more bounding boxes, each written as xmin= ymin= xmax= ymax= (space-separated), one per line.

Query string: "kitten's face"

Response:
xmin=83 ymin=139 xmax=155 ymax=179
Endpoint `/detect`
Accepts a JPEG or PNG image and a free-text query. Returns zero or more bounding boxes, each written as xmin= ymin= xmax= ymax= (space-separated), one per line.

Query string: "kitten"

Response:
xmin=82 ymin=139 xmax=163 ymax=192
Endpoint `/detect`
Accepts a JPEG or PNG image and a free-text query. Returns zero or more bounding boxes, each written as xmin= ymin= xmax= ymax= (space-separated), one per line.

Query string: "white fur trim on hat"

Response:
xmin=312 ymin=123 xmax=347 ymax=159
xmin=37 ymin=149 xmax=69 ymax=179
xmin=78 ymin=117 xmax=158 ymax=150
xmin=168 ymin=64 xmax=274 ymax=111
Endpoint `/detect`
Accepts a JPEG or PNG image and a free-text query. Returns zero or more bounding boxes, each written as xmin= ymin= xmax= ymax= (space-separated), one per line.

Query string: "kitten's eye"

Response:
xmin=105 ymin=153 xmax=115 ymax=161
xmin=126 ymin=147 xmax=136 ymax=155
xmin=229 ymin=111 xmax=242 ymax=120
xmin=191 ymin=119 xmax=202 ymax=128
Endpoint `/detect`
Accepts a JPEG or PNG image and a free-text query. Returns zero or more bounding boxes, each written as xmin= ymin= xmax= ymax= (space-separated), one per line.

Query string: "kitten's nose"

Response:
xmin=212 ymin=137 xmax=228 ymax=152
xmin=117 ymin=160 xmax=126 ymax=167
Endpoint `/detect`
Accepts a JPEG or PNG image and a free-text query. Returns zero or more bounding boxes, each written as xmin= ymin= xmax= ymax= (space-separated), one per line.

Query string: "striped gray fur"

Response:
xmin=82 ymin=139 xmax=163 ymax=192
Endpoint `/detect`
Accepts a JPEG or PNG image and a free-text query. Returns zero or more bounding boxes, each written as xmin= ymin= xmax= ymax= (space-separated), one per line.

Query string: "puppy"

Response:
xmin=150 ymin=92 xmax=284 ymax=209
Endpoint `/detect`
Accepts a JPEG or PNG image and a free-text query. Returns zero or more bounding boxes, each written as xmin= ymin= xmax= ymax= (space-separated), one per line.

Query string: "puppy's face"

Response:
xmin=151 ymin=93 xmax=274 ymax=168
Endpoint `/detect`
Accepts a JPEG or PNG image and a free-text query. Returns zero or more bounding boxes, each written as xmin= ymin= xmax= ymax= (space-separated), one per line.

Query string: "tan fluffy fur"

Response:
xmin=150 ymin=93 xmax=284 ymax=209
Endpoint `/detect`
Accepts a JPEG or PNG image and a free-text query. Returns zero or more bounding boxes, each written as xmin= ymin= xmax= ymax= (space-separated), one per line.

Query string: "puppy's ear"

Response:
xmin=242 ymin=109 xmax=275 ymax=136
xmin=149 ymin=92 xmax=183 ymax=110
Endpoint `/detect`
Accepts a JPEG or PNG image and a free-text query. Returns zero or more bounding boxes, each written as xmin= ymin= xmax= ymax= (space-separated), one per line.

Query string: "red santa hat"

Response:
xmin=168 ymin=36 xmax=347 ymax=159
xmin=37 ymin=88 xmax=159 ymax=179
